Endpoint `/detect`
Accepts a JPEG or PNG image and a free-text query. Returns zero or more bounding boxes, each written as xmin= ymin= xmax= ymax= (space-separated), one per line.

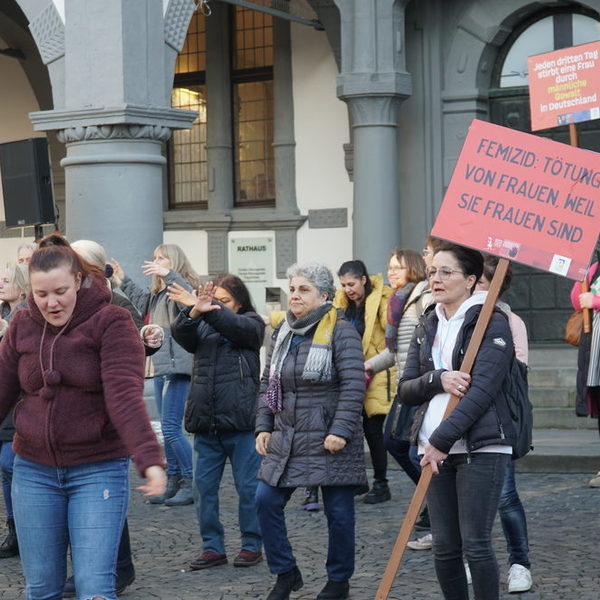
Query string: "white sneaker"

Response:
xmin=507 ymin=564 xmax=532 ymax=593
xmin=406 ymin=533 xmax=433 ymax=550
xmin=588 ymin=472 xmax=600 ymax=487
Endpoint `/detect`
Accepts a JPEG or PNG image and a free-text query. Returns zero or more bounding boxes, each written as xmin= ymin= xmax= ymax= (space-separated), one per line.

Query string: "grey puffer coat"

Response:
xmin=256 ymin=310 xmax=367 ymax=488
xmin=121 ymin=270 xmax=193 ymax=377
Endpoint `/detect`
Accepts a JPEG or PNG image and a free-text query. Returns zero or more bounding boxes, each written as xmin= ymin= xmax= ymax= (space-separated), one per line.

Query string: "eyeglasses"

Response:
xmin=426 ymin=267 xmax=465 ymax=280
xmin=387 ymin=266 xmax=407 ymax=273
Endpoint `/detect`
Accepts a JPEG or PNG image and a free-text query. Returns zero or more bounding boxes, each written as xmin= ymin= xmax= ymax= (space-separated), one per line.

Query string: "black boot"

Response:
xmin=148 ymin=474 xmax=180 ymax=505
xmin=316 ymin=579 xmax=350 ymax=600
xmin=164 ymin=476 xmax=194 ymax=506
xmin=363 ymin=479 xmax=391 ymax=504
xmin=0 ymin=518 xmax=18 ymax=558
xmin=266 ymin=566 xmax=303 ymax=600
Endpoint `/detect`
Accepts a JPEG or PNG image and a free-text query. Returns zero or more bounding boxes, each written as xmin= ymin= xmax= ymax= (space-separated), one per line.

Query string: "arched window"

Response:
xmin=498 ymin=12 xmax=600 ymax=89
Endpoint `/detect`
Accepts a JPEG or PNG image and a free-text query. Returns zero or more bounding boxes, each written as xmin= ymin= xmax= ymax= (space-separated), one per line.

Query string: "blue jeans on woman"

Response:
xmin=154 ymin=375 xmax=193 ymax=478
xmin=427 ymin=452 xmax=510 ymax=600
xmin=193 ymin=431 xmax=262 ymax=555
xmin=12 ymin=455 xmax=129 ymax=600
xmin=0 ymin=441 xmax=16 ymax=519
xmin=256 ymin=482 xmax=355 ymax=581
xmin=498 ymin=460 xmax=530 ymax=568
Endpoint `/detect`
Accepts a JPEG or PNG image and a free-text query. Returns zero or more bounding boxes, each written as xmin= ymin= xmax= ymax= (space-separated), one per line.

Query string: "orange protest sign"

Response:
xmin=431 ymin=120 xmax=600 ymax=281
xmin=528 ymin=41 xmax=600 ymax=131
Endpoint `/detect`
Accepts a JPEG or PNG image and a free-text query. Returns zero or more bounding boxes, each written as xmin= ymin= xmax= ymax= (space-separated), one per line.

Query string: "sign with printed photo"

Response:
xmin=431 ymin=119 xmax=600 ymax=280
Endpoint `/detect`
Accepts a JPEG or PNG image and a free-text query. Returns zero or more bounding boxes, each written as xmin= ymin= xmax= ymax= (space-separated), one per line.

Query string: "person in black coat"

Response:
xmin=399 ymin=244 xmax=515 ymax=600
xmin=169 ymin=274 xmax=265 ymax=571
xmin=255 ymin=262 xmax=366 ymax=600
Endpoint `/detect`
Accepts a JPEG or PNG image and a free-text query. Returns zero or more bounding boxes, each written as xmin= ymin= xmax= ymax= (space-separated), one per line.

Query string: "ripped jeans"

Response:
xmin=12 ymin=455 xmax=129 ymax=600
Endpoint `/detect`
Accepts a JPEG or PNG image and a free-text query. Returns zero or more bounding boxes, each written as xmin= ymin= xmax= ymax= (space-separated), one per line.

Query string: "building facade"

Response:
xmin=1 ymin=0 xmax=599 ymax=341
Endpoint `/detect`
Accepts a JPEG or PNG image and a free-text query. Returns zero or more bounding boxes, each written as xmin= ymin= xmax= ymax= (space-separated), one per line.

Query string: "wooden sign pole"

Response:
xmin=375 ymin=258 xmax=509 ymax=600
xmin=567 ymin=122 xmax=591 ymax=333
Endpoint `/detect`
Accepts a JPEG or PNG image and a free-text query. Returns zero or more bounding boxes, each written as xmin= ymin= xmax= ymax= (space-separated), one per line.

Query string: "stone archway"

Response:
xmin=440 ymin=0 xmax=600 ymax=342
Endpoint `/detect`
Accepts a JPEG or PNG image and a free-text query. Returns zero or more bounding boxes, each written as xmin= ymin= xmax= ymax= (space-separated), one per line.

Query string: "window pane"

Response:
xmin=170 ymin=86 xmax=208 ymax=207
xmin=175 ymin=12 xmax=206 ymax=74
xmin=234 ymin=81 xmax=275 ymax=206
xmin=233 ymin=7 xmax=273 ymax=70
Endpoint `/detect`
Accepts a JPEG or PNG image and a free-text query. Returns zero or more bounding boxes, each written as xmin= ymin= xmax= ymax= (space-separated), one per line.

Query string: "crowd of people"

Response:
xmin=0 ymin=232 xmax=597 ymax=600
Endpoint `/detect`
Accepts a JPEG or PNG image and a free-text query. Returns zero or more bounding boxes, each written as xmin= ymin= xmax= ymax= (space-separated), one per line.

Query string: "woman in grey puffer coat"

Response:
xmin=255 ymin=263 xmax=366 ymax=600
xmin=113 ymin=244 xmax=201 ymax=506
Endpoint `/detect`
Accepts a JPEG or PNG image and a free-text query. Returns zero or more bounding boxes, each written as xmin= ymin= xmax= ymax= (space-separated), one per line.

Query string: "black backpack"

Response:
xmin=503 ymin=356 xmax=534 ymax=459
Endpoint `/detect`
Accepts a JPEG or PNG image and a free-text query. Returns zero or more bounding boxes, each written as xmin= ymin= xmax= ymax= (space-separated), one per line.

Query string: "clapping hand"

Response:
xmin=110 ymin=259 xmax=125 ymax=283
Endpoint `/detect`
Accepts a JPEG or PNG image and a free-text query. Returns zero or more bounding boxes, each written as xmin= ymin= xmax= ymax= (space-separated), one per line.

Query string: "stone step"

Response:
xmin=528 ymin=366 xmax=577 ymax=388
xmin=529 ymin=387 xmax=576 ymax=408
xmin=528 ymin=344 xmax=578 ymax=368
xmin=532 ymin=407 xmax=596 ymax=429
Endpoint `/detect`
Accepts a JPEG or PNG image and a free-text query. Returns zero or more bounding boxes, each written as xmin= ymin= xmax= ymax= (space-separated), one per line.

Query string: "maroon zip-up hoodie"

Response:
xmin=0 ymin=275 xmax=164 ymax=476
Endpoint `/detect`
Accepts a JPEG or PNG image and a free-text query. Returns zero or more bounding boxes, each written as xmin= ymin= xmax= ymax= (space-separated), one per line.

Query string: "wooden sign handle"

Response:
xmin=582 ymin=279 xmax=592 ymax=334
xmin=374 ymin=259 xmax=509 ymax=600
xmin=567 ymin=122 xmax=592 ymax=333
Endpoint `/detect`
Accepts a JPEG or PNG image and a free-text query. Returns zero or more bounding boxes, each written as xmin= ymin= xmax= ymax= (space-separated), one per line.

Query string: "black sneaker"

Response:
xmin=363 ymin=480 xmax=391 ymax=504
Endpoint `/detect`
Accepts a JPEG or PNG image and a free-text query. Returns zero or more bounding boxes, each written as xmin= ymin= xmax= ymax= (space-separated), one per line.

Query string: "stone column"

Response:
xmin=273 ymin=18 xmax=298 ymax=216
xmin=56 ymin=124 xmax=171 ymax=276
xmin=335 ymin=0 xmax=412 ymax=275
xmin=205 ymin=0 xmax=234 ymax=217
xmin=28 ymin=0 xmax=197 ymax=285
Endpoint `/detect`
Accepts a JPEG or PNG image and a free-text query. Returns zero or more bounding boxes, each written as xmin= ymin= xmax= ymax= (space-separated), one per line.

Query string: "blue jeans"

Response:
xmin=498 ymin=461 xmax=530 ymax=568
xmin=12 ymin=455 xmax=129 ymax=600
xmin=256 ymin=482 xmax=355 ymax=581
xmin=154 ymin=375 xmax=193 ymax=478
xmin=427 ymin=452 xmax=510 ymax=600
xmin=0 ymin=441 xmax=16 ymax=519
xmin=193 ymin=432 xmax=262 ymax=554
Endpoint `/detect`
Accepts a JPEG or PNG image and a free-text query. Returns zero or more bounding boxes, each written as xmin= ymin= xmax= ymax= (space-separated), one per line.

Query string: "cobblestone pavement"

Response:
xmin=0 ymin=468 xmax=599 ymax=599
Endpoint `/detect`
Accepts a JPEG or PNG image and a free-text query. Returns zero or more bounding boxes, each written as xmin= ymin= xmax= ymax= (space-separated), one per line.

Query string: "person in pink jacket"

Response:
xmin=571 ymin=254 xmax=600 ymax=486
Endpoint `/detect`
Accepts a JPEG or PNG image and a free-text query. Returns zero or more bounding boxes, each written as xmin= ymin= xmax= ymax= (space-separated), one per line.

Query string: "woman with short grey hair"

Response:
xmin=285 ymin=262 xmax=336 ymax=303
xmin=255 ymin=262 xmax=366 ymax=600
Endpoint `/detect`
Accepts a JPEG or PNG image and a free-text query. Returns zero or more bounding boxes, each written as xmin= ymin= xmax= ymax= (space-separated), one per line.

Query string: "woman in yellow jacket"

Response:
xmin=333 ymin=260 xmax=396 ymax=504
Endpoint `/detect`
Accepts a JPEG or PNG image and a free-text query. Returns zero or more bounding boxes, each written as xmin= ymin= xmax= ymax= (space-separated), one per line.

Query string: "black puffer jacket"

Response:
xmin=256 ymin=311 xmax=367 ymax=488
xmin=399 ymin=304 xmax=516 ymax=454
xmin=171 ymin=305 xmax=265 ymax=433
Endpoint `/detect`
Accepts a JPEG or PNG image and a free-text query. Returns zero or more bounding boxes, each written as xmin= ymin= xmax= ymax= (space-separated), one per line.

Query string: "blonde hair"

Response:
xmin=151 ymin=244 xmax=201 ymax=294
xmin=71 ymin=239 xmax=121 ymax=288
xmin=3 ymin=262 xmax=30 ymax=300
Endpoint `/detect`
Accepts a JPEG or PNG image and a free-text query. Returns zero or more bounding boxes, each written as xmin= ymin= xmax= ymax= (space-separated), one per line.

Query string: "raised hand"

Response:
xmin=110 ymin=259 xmax=125 ymax=283
xmin=189 ymin=281 xmax=221 ymax=318
xmin=167 ymin=282 xmax=197 ymax=307
xmin=142 ymin=261 xmax=169 ymax=278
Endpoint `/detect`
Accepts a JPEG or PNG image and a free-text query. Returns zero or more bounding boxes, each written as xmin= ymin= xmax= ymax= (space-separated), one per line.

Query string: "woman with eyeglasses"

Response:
xmin=399 ymin=243 xmax=516 ymax=600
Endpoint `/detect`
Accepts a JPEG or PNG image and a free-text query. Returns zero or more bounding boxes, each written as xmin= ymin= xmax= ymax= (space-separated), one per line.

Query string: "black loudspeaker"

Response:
xmin=0 ymin=138 xmax=55 ymax=227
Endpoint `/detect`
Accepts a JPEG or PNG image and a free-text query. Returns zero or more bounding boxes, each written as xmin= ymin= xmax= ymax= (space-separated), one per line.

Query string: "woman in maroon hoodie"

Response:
xmin=0 ymin=234 xmax=165 ymax=600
